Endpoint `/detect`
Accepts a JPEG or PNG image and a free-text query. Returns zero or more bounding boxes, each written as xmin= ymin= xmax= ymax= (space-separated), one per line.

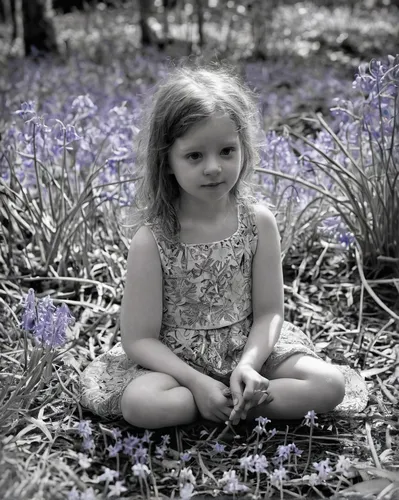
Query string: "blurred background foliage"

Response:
xmin=1 ymin=0 xmax=398 ymax=63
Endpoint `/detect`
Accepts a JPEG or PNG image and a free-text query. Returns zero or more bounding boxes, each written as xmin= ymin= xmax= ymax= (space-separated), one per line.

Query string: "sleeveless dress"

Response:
xmin=79 ymin=199 xmax=368 ymax=420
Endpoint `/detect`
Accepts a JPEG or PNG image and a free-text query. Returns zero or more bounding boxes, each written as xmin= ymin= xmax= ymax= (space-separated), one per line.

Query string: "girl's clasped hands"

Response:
xmin=190 ymin=365 xmax=272 ymax=425
xmin=228 ymin=364 xmax=273 ymax=425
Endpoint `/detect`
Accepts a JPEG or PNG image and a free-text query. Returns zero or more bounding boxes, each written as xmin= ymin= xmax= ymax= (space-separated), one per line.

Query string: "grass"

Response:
xmin=1 ymin=1 xmax=399 ymax=499
xmin=1 ymin=239 xmax=398 ymax=499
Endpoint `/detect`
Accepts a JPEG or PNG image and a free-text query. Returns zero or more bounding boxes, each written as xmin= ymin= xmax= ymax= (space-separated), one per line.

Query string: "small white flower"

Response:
xmin=78 ymin=453 xmax=92 ymax=469
xmin=132 ymin=463 xmax=150 ymax=478
xmin=179 ymin=482 xmax=195 ymax=500
xmin=335 ymin=455 xmax=352 ymax=476
xmin=95 ymin=467 xmax=119 ymax=483
xmin=107 ymin=480 xmax=128 ymax=498
xmin=179 ymin=467 xmax=196 ymax=485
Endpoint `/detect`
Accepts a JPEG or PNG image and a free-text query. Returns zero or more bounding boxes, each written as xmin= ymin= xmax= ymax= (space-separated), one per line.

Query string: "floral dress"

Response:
xmin=79 ymin=198 xmax=368 ymax=420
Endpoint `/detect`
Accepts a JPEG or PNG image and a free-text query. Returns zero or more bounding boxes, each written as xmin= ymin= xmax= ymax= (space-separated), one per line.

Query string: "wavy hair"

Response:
xmin=122 ymin=62 xmax=264 ymax=243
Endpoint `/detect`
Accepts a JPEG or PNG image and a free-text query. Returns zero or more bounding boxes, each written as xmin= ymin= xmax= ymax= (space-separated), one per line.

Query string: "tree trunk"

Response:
xmin=138 ymin=0 xmax=156 ymax=46
xmin=0 ymin=0 xmax=12 ymax=23
xmin=195 ymin=0 xmax=204 ymax=48
xmin=21 ymin=0 xmax=59 ymax=55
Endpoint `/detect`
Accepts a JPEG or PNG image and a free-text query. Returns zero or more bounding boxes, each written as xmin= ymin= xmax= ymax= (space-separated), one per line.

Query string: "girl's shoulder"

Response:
xmin=249 ymin=201 xmax=278 ymax=235
xmin=249 ymin=200 xmax=276 ymax=220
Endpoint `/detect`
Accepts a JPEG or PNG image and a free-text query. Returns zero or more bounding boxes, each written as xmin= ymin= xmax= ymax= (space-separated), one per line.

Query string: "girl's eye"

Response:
xmin=187 ymin=152 xmax=202 ymax=161
xmin=221 ymin=147 xmax=235 ymax=156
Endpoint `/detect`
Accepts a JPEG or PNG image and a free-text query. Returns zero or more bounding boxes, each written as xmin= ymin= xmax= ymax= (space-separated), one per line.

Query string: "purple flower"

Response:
xmin=76 ymin=420 xmax=93 ymax=439
xmin=14 ymin=101 xmax=36 ymax=120
xmin=21 ymin=288 xmax=36 ymax=331
xmin=134 ymin=445 xmax=148 ymax=464
xmin=180 ymin=452 xmax=192 ymax=463
xmin=161 ymin=434 xmax=171 ymax=446
xmin=34 ymin=295 xmax=55 ymax=346
xmin=107 ymin=441 xmax=123 ymax=458
xmin=219 ymin=470 xmax=249 ymax=493
xmin=83 ymin=436 xmax=95 ymax=452
xmin=111 ymin=428 xmax=122 ymax=440
xmin=141 ymin=429 xmax=153 ymax=443
xmin=239 ymin=455 xmax=254 ymax=472
xmin=65 ymin=124 xmax=82 ymax=144
xmin=52 ymin=303 xmax=75 ymax=347
xmin=288 ymin=443 xmax=303 ymax=457
xmin=212 ymin=442 xmax=226 ymax=454
xmin=252 ymin=454 xmax=269 ymax=473
xmin=304 ymin=410 xmax=318 ymax=427
xmin=276 ymin=445 xmax=291 ymax=461
xmin=270 ymin=466 xmax=288 ymax=486
xmin=313 ymin=458 xmax=332 ymax=480
xmin=71 ymin=95 xmax=97 ymax=118
xmin=123 ymin=433 xmax=141 ymax=456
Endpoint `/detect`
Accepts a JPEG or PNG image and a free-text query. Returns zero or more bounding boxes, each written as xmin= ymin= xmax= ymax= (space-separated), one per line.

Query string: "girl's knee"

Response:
xmin=313 ymin=366 xmax=345 ymax=411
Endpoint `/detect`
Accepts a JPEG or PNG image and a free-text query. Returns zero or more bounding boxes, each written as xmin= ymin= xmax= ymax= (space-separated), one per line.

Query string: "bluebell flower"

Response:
xmin=270 ymin=466 xmax=287 ymax=486
xmin=252 ymin=454 xmax=269 ymax=473
xmin=239 ymin=455 xmax=254 ymax=472
xmin=65 ymin=125 xmax=82 ymax=144
xmin=14 ymin=101 xmax=36 ymax=120
xmin=34 ymin=295 xmax=55 ymax=347
xmin=276 ymin=444 xmax=291 ymax=461
xmin=21 ymin=288 xmax=36 ymax=331
xmin=110 ymin=427 xmax=122 ymax=440
xmin=80 ymin=487 xmax=96 ymax=500
xmin=67 ymin=487 xmax=81 ymax=500
xmin=95 ymin=467 xmax=119 ymax=483
xmin=288 ymin=443 xmax=303 ymax=457
xmin=107 ymin=441 xmax=123 ymax=458
xmin=313 ymin=458 xmax=332 ymax=480
xmin=212 ymin=442 xmax=226 ymax=454
xmin=52 ymin=303 xmax=75 ymax=348
xmin=107 ymin=480 xmax=128 ymax=497
xmin=76 ymin=419 xmax=93 ymax=439
xmin=304 ymin=410 xmax=318 ymax=427
xmin=178 ymin=467 xmax=196 ymax=485
xmin=180 ymin=452 xmax=192 ymax=462
xmin=179 ymin=482 xmax=195 ymax=500
xmin=123 ymin=433 xmax=141 ymax=455
xmin=219 ymin=470 xmax=249 ymax=493
xmin=160 ymin=434 xmax=171 ymax=446
xmin=83 ymin=436 xmax=95 ymax=452
xmin=131 ymin=463 xmax=150 ymax=478
xmin=141 ymin=429 xmax=153 ymax=443
xmin=134 ymin=445 xmax=148 ymax=464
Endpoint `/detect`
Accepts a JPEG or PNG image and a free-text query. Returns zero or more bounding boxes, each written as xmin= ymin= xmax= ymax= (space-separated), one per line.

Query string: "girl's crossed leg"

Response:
xmin=120 ymin=355 xmax=345 ymax=429
xmin=245 ymin=354 xmax=346 ymax=421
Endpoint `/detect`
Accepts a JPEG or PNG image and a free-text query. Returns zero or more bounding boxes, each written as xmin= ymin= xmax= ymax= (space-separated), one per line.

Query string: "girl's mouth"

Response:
xmin=203 ymin=182 xmax=222 ymax=187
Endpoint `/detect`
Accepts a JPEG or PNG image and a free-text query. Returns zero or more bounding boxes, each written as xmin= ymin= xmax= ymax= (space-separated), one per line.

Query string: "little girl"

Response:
xmin=80 ymin=64 xmax=368 ymax=429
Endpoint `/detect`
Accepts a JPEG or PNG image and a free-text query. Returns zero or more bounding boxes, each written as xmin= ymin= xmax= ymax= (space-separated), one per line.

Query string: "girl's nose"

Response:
xmin=204 ymin=158 xmax=222 ymax=176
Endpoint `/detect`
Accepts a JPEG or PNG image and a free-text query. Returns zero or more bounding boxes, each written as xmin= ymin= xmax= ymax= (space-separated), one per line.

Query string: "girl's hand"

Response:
xmin=190 ymin=376 xmax=234 ymax=423
xmin=229 ymin=364 xmax=272 ymax=425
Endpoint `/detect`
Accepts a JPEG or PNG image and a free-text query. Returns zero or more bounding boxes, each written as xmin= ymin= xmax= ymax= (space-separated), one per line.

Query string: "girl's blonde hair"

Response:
xmin=124 ymin=62 xmax=263 ymax=242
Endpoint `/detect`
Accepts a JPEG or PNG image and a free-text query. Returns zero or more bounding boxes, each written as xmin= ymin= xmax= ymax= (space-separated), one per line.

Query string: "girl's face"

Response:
xmin=168 ymin=112 xmax=243 ymax=205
